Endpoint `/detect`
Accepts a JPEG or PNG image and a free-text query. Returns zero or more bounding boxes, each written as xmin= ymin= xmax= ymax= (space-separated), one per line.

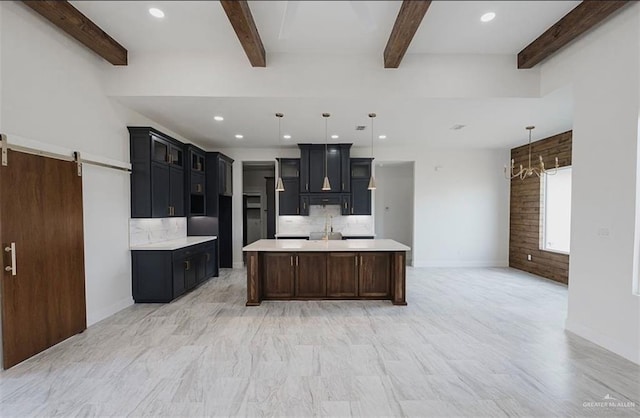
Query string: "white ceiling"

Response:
xmin=70 ymin=1 xmax=579 ymax=149
xmin=71 ymin=1 xmax=579 ymax=54
xmin=115 ymin=88 xmax=573 ymax=150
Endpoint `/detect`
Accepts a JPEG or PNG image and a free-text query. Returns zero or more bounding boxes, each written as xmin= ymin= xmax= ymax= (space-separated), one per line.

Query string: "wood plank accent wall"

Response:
xmin=509 ymin=130 xmax=572 ymax=284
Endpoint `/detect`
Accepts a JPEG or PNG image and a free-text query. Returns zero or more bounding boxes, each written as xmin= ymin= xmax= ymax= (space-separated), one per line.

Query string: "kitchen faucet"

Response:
xmin=323 ymin=214 xmax=333 ymax=239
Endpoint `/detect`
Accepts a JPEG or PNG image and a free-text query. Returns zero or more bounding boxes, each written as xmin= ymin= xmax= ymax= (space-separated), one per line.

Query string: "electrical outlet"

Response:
xmin=527 ymin=254 xmax=532 ymax=261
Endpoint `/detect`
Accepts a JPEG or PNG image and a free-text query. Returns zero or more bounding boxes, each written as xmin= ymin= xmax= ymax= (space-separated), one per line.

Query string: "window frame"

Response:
xmin=540 ymin=165 xmax=572 ymax=255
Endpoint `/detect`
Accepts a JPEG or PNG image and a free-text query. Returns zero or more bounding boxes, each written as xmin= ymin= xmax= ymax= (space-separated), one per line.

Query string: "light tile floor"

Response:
xmin=1 ymin=267 xmax=639 ymax=417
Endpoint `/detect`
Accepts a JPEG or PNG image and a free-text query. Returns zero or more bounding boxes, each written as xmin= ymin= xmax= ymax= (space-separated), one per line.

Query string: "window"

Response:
xmin=541 ymin=166 xmax=572 ymax=254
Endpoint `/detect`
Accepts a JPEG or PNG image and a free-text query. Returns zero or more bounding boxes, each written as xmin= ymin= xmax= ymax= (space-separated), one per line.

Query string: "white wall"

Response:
xmin=222 ymin=146 xmax=510 ymax=269
xmin=0 ymin=2 xmax=187 ymax=330
xmin=540 ymin=4 xmax=640 ymax=364
xmin=375 ymin=163 xmax=415 ymax=263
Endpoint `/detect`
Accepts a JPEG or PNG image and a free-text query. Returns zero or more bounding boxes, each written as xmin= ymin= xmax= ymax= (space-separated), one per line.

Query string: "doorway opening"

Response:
xmin=374 ymin=161 xmax=415 ymax=265
xmin=242 ymin=162 xmax=276 ymax=254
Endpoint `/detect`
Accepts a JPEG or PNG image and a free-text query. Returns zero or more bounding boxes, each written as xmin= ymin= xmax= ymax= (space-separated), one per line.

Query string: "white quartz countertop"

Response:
xmin=130 ymin=236 xmax=217 ymax=251
xmin=275 ymin=233 xmax=376 ymax=238
xmin=243 ymin=239 xmax=409 ymax=252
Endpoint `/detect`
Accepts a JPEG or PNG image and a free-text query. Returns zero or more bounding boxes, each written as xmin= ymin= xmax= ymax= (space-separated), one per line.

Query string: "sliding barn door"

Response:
xmin=1 ymin=150 xmax=86 ymax=369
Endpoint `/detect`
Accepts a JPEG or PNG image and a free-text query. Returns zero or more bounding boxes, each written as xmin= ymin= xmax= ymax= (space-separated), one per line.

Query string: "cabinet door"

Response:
xmin=195 ymin=253 xmax=207 ymax=284
xmin=300 ymin=195 xmax=309 ymax=216
xmin=191 ymin=173 xmax=205 ymax=194
xmin=224 ymin=160 xmax=233 ymax=196
xmin=205 ymin=244 xmax=216 ymax=277
xmin=309 ymin=148 xmax=326 ymax=192
xmin=191 ymin=150 xmax=205 ymax=173
xmin=172 ymin=257 xmax=186 ymax=298
xmin=151 ymin=163 xmax=171 ymax=217
xmin=218 ymin=158 xmax=226 ymax=195
xmin=279 ymin=178 xmax=300 ymax=215
xmin=169 ymin=167 xmax=184 ymax=217
xmin=151 ymin=136 xmax=170 ymax=164
xmin=184 ymin=257 xmax=197 ymax=291
xmin=341 ymin=195 xmax=351 ymax=216
xmin=299 ymin=147 xmax=310 ymax=193
xmin=340 ymin=146 xmax=350 ymax=192
xmin=358 ymin=253 xmax=390 ymax=298
xmin=169 ymin=144 xmax=184 ymax=169
xmin=327 ymin=145 xmax=341 ymax=193
xmin=296 ymin=253 xmax=327 ymax=298
xmin=327 ymin=252 xmax=358 ymax=297
xmin=263 ymin=253 xmax=295 ymax=298
xmin=351 ymin=178 xmax=371 ymax=215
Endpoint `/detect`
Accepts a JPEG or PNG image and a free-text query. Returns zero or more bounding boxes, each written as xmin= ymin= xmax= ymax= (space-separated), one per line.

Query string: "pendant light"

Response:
xmin=275 ymin=113 xmax=285 ymax=192
xmin=368 ymin=113 xmax=377 ymax=190
xmin=322 ymin=113 xmax=331 ymax=191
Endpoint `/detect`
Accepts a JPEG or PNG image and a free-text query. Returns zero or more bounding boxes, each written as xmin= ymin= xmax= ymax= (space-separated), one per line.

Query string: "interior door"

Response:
xmin=1 ymin=150 xmax=86 ymax=369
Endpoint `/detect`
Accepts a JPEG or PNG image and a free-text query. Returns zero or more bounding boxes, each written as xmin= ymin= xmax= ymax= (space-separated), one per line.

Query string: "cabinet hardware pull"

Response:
xmin=342 ymin=182 xmax=344 ymax=191
xmin=4 ymin=242 xmax=16 ymax=276
xmin=355 ymin=256 xmax=358 ymax=267
xmin=296 ymin=256 xmax=299 ymax=266
xmin=306 ymin=183 xmax=309 ymax=191
xmin=351 ymin=207 xmax=354 ymax=214
xmin=290 ymin=256 xmax=294 ymax=266
xmin=206 ymin=253 xmax=210 ymax=261
xmin=297 ymin=207 xmax=300 ymax=214
xmin=344 ymin=202 xmax=347 ymax=209
xmin=168 ymin=206 xmax=172 ymax=216
xmin=185 ymin=260 xmax=190 ymax=270
xmin=303 ymin=202 xmax=306 ymax=210
xmin=196 ymin=184 xmax=202 ymax=192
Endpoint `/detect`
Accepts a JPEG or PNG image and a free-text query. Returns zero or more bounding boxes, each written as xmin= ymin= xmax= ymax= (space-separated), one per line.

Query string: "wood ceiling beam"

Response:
xmin=22 ymin=0 xmax=127 ymax=66
xmin=517 ymin=0 xmax=632 ymax=69
xmin=220 ymin=0 xmax=266 ymax=67
xmin=384 ymin=0 xmax=432 ymax=69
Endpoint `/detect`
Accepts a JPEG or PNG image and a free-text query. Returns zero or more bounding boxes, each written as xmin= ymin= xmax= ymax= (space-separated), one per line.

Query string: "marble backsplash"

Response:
xmin=129 ymin=218 xmax=187 ymax=246
xmin=278 ymin=205 xmax=374 ymax=236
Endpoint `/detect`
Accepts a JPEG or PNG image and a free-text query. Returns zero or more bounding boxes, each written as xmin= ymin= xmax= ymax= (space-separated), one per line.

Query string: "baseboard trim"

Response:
xmin=565 ymin=318 xmax=640 ymax=365
xmin=413 ymin=260 xmax=509 ymax=268
xmin=87 ymin=296 xmax=134 ymax=327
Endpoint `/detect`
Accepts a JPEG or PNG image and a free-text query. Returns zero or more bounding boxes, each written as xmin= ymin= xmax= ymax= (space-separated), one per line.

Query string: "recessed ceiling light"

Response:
xmin=378 ymin=135 xmax=387 ymax=139
xmin=149 ymin=8 xmax=165 ymax=18
xmin=235 ymin=134 xmax=244 ymax=139
xmin=214 ymin=115 xmax=224 ymax=121
xmin=283 ymin=134 xmax=291 ymax=139
xmin=331 ymin=134 xmax=339 ymax=139
xmin=480 ymin=12 xmax=495 ymax=23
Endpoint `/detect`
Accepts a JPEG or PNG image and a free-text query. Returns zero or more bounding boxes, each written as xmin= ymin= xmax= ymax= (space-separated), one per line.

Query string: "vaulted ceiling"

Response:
xmin=43 ymin=1 xmax=622 ymax=149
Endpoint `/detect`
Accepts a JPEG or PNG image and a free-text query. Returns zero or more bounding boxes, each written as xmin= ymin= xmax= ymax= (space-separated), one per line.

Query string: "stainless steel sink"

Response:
xmin=309 ymin=232 xmax=343 ymax=240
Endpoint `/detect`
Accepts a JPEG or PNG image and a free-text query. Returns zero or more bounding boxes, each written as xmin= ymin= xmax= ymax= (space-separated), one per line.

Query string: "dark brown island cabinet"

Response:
xmin=243 ymin=239 xmax=409 ymax=306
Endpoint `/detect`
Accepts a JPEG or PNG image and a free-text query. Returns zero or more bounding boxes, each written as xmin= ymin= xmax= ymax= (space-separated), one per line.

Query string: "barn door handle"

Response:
xmin=4 ymin=242 xmax=16 ymax=276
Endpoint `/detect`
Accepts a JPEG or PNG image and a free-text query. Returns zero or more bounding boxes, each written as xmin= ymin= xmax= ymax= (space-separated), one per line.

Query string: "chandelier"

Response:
xmin=505 ymin=126 xmax=558 ymax=180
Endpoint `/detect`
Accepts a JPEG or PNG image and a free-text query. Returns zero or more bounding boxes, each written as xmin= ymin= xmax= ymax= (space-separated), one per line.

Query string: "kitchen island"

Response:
xmin=242 ymin=239 xmax=410 ymax=306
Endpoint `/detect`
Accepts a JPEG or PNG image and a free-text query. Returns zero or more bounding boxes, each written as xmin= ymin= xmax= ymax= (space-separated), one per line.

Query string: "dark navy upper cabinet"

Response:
xmin=299 ymin=144 xmax=351 ymax=194
xmin=129 ymin=127 xmax=185 ymax=218
xmin=186 ymin=144 xmax=206 ymax=216
xmin=278 ymin=158 xmax=301 ymax=215
xmin=350 ymin=158 xmax=373 ymax=215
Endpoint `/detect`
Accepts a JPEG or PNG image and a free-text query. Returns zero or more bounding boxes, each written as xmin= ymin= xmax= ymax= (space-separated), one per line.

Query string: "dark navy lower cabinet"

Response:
xmin=132 ymin=240 xmax=218 ymax=303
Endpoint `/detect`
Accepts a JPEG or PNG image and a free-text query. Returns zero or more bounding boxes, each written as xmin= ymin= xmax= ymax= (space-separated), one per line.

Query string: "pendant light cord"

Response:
xmin=324 ymin=116 xmax=328 ymax=178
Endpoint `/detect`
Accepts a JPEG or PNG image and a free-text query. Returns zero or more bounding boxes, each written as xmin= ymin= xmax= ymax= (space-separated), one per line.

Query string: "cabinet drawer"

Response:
xmin=309 ymin=195 xmax=341 ymax=206
xmin=191 ymin=174 xmax=205 ymax=194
